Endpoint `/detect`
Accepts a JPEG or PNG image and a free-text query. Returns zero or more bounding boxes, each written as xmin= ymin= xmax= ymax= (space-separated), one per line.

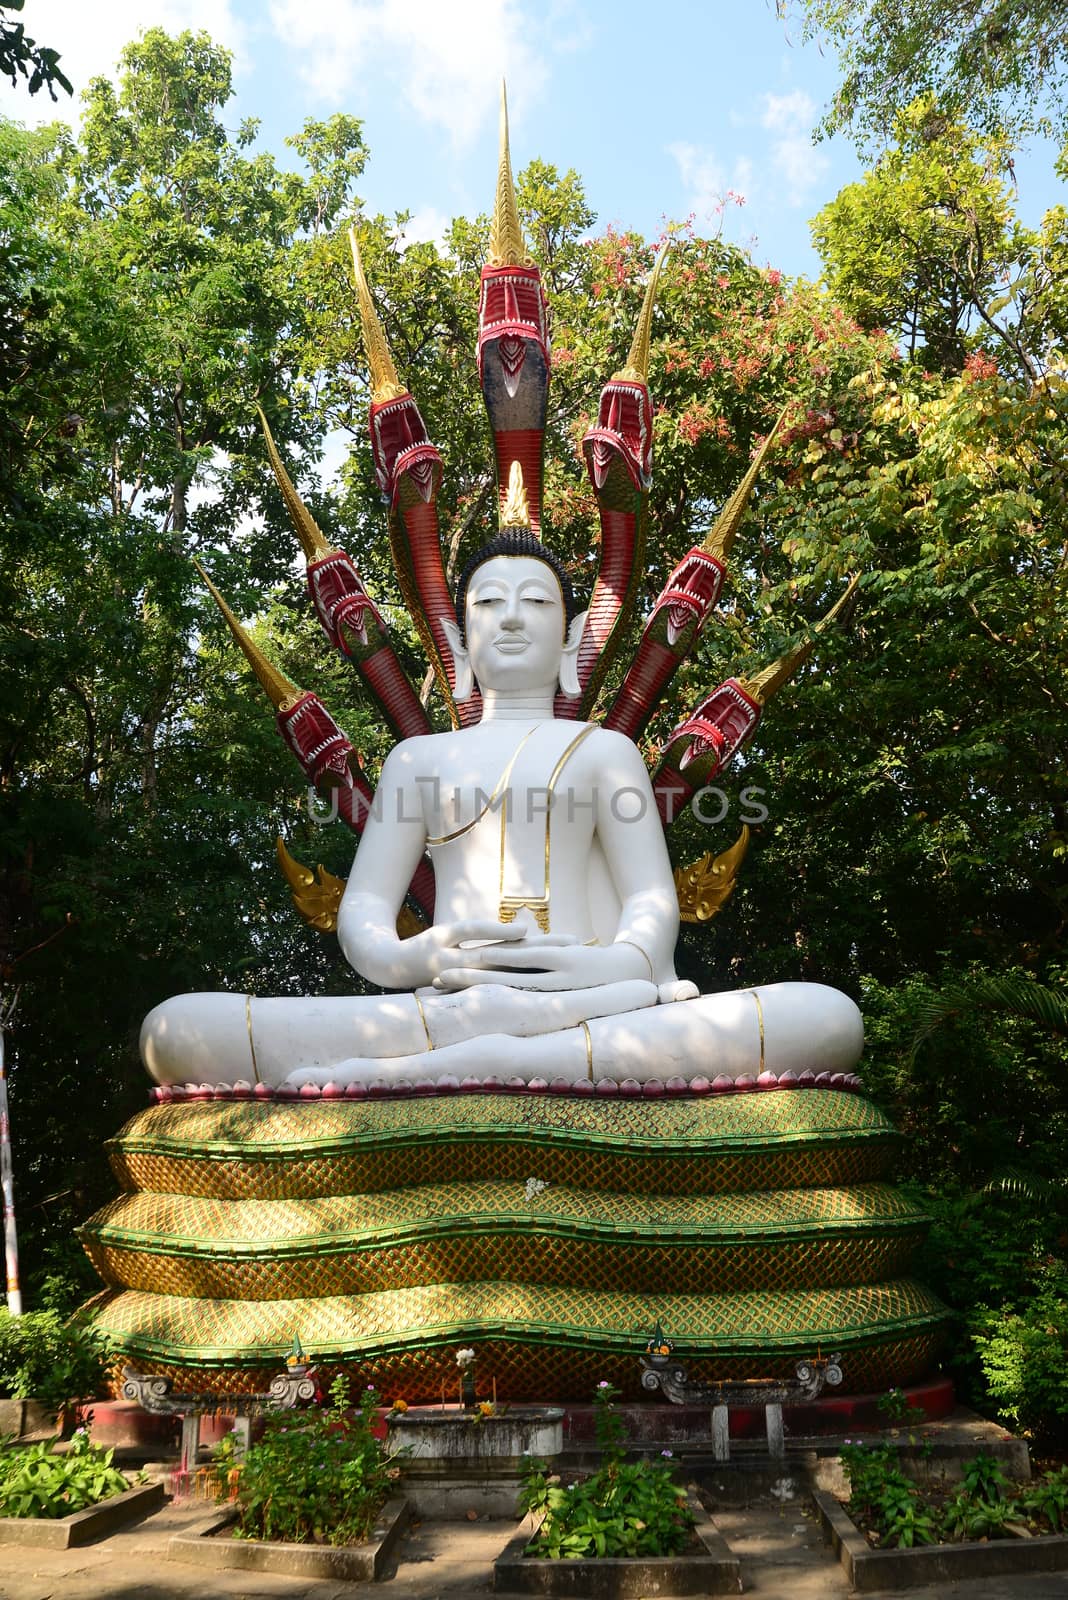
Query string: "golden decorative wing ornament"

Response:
xmin=674 ymin=825 xmax=751 ymax=923
xmin=276 ymin=838 xmax=345 ymax=933
xmin=275 ymin=838 xmax=427 ymax=939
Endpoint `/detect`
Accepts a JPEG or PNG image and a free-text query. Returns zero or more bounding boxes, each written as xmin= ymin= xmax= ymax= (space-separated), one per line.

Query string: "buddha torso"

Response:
xmin=393 ymin=718 xmax=623 ymax=944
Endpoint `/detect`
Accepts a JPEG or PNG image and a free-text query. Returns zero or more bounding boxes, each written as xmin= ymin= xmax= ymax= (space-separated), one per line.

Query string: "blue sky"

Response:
xmin=6 ymin=0 xmax=1062 ymax=284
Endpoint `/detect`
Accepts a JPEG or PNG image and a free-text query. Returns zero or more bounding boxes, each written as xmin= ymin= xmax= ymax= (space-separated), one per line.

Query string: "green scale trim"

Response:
xmin=108 ymin=1092 xmax=899 ymax=1200
xmin=79 ymin=1182 xmax=929 ymax=1300
xmin=90 ymin=1278 xmax=946 ymax=1368
xmin=92 ymin=1331 xmax=946 ymax=1402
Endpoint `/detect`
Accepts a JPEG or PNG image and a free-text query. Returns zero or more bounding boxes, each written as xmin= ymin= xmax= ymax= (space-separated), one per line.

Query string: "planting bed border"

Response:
xmin=493 ymin=1494 xmax=741 ymax=1597
xmin=0 ymin=1481 xmax=165 ymax=1549
xmin=0 ymin=1399 xmax=57 ymax=1439
xmin=815 ymin=1488 xmax=1068 ymax=1592
xmin=167 ymin=1495 xmax=410 ymax=1582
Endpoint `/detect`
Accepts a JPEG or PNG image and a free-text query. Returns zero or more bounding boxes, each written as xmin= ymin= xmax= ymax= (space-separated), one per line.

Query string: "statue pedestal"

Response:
xmin=79 ymin=1086 xmax=947 ymax=1399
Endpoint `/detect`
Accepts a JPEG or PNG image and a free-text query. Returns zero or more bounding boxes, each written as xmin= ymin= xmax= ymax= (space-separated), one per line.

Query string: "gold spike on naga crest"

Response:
xmin=702 ymin=409 xmax=788 ymax=564
xmin=194 ymin=560 xmax=303 ymax=713
xmin=737 ymin=575 xmax=861 ymax=706
xmin=489 ymin=80 xmax=534 ymax=269
xmin=255 ymin=406 xmax=334 ymax=563
xmin=348 ymin=228 xmax=408 ymax=405
xmin=613 ymin=239 xmax=671 ymax=384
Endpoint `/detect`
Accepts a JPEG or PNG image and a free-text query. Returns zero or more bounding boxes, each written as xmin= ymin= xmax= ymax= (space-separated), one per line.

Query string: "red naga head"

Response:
xmin=307 ymin=552 xmax=385 ymax=655
xmin=368 ymin=393 xmax=443 ymax=504
xmin=277 ymin=694 xmax=357 ymax=790
xmin=477 ymin=266 xmax=550 ymax=394
xmin=583 ymin=379 xmax=654 ymax=492
xmin=656 ymin=548 xmax=726 ymax=645
xmin=672 ymin=680 xmax=762 ymax=777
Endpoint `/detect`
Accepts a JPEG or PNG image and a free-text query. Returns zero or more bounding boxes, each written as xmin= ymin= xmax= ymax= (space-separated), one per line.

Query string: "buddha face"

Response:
xmin=463 ymin=554 xmax=568 ymax=692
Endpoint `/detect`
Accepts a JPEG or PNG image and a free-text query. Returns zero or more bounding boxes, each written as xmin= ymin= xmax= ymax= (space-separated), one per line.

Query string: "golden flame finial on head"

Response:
xmin=488 ymin=80 xmax=534 ymax=269
xmin=702 ymin=407 xmax=788 ymax=564
xmin=255 ymin=405 xmax=334 ymax=564
xmin=194 ymin=559 xmax=303 ymax=713
xmin=613 ymin=239 xmax=671 ymax=383
xmin=499 ymin=460 xmax=532 ymax=530
xmin=347 ymin=227 xmax=408 ymax=405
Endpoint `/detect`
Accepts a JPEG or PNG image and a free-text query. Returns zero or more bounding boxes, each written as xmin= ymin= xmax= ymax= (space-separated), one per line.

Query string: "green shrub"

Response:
xmin=843 ymin=1442 xmax=1068 ymax=1544
xmin=1021 ymin=1465 xmax=1068 ymax=1532
xmin=229 ymin=1376 xmax=397 ymax=1547
xmin=0 ymin=1310 xmax=112 ymax=1413
xmin=941 ymin=1489 xmax=1028 ymax=1541
xmin=0 ymin=1428 xmax=131 ymax=1518
xmin=840 ymin=1440 xmax=939 ymax=1548
xmin=520 ymin=1383 xmax=694 ymax=1561
xmin=970 ymin=1290 xmax=1068 ymax=1440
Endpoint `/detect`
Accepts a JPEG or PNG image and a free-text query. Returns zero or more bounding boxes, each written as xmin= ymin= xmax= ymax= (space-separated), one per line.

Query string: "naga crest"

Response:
xmin=201 ymin=84 xmax=857 ymax=935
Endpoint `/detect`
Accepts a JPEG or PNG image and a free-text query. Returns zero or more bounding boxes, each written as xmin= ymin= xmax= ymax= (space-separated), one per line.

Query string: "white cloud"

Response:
xmin=395 ymin=206 xmax=452 ymax=250
xmin=543 ymin=0 xmax=594 ymax=54
xmin=761 ymin=89 xmax=829 ymax=207
xmin=266 ymin=0 xmax=546 ymax=148
xmin=0 ymin=0 xmax=247 ymax=128
xmin=667 ymin=141 xmax=752 ymax=225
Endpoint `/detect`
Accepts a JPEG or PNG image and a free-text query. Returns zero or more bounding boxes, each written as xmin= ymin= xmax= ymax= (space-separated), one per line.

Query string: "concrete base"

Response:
xmin=167 ymin=1494 xmax=409 ymax=1580
xmin=815 ymin=1488 xmax=1068 ymax=1591
xmin=389 ymin=1406 xmax=564 ymax=1466
xmin=401 ymin=1472 xmax=526 ymax=1520
xmin=494 ymin=1494 xmax=741 ymax=1597
xmin=391 ymin=1405 xmax=565 ymax=1520
xmin=0 ymin=1398 xmax=56 ymax=1438
xmin=0 ymin=1481 xmax=165 ymax=1548
xmin=73 ymin=1399 xmax=180 ymax=1452
xmin=559 ymin=1377 xmax=955 ymax=1448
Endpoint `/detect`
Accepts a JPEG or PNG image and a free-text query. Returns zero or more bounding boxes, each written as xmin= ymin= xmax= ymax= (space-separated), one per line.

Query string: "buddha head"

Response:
xmin=442 ymin=466 xmax=586 ymax=701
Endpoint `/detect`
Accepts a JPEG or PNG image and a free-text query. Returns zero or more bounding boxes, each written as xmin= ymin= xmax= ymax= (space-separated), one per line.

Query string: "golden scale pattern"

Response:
xmin=107 ymin=1093 xmax=899 ymax=1200
xmin=90 ymin=1280 xmax=945 ymax=1395
xmin=81 ymin=1183 xmax=927 ymax=1299
xmin=87 ymin=1092 xmax=948 ymax=1398
xmin=107 ymin=1331 xmax=944 ymax=1402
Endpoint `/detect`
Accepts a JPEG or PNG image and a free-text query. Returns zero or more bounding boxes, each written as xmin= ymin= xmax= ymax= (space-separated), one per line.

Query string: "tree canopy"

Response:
xmin=2 ymin=24 xmax=1067 ymax=1430
xmin=810 ymin=100 xmax=1068 ymax=382
xmin=0 ymin=1 xmax=69 ymax=99
xmin=779 ymin=0 xmax=1068 ymax=145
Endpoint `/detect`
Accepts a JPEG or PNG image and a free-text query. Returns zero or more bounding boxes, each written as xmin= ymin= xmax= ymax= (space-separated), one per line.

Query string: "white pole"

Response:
xmin=0 ymin=1016 xmax=22 ymax=1315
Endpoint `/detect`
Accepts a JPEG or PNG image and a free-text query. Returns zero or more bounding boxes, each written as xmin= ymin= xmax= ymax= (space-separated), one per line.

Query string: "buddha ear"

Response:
xmin=441 ymin=617 xmax=475 ymax=702
xmin=557 ymin=611 xmax=588 ymax=700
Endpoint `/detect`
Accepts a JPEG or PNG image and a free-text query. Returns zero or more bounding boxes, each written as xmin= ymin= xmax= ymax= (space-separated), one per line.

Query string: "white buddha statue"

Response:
xmin=141 ymin=526 xmax=863 ymax=1095
xmin=141 ymin=93 xmax=865 ymax=1099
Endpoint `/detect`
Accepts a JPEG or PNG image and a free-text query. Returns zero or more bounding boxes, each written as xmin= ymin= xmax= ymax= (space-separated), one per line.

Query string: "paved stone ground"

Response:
xmin=709 ymin=1493 xmax=1068 ymax=1600
xmin=4 ymin=1488 xmax=1068 ymax=1599
xmin=0 ymin=1497 xmax=501 ymax=1600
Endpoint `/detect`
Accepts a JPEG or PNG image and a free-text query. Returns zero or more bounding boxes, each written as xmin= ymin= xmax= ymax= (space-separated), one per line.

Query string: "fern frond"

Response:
xmin=909 ymin=975 xmax=1068 ymax=1062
